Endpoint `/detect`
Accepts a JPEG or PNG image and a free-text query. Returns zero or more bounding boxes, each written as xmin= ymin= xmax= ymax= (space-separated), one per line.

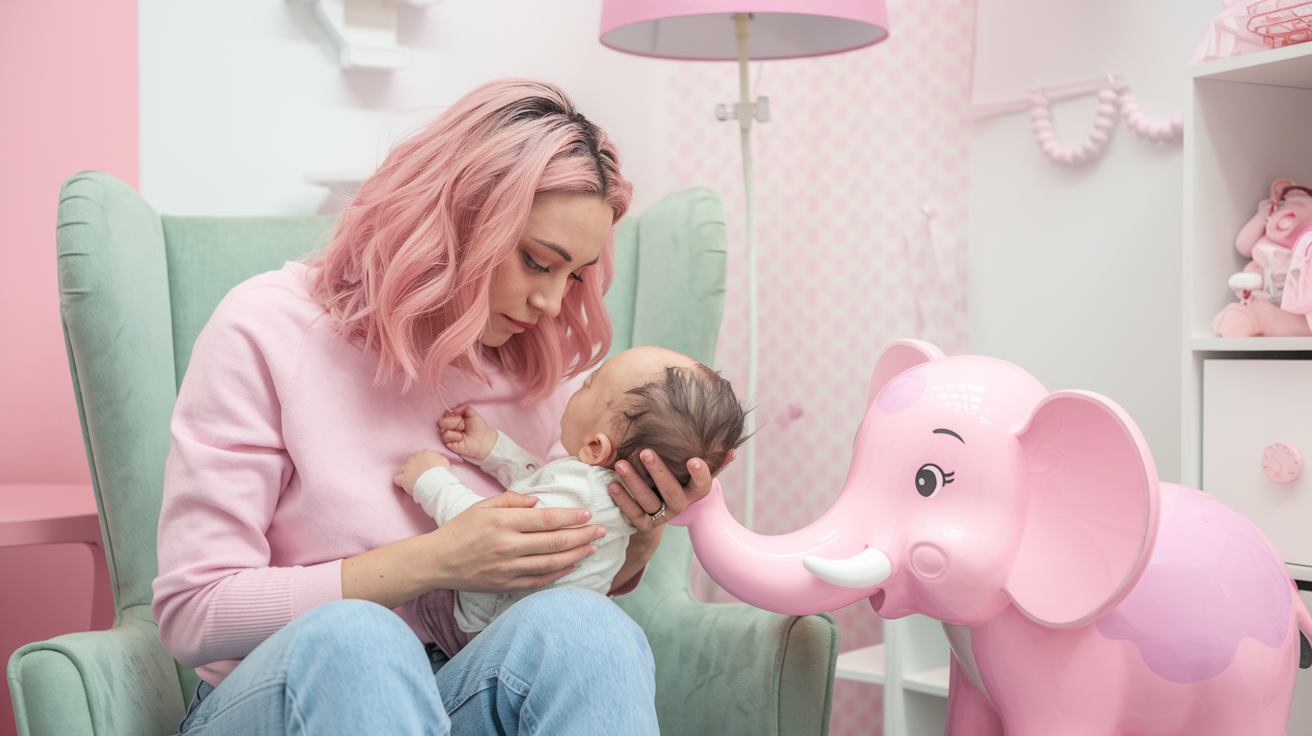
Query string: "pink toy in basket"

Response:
xmin=675 ymin=339 xmax=1312 ymax=735
xmin=1214 ymin=180 xmax=1312 ymax=337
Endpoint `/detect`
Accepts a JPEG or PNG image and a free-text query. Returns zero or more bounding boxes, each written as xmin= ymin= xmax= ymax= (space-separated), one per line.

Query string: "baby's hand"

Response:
xmin=394 ymin=450 xmax=450 ymax=497
xmin=438 ymin=405 xmax=498 ymax=461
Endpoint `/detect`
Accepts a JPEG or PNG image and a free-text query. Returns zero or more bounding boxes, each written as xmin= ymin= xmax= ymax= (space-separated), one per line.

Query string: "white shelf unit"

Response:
xmin=834 ymin=614 xmax=949 ymax=736
xmin=1182 ymin=42 xmax=1312 ymax=489
xmin=1183 ymin=43 xmax=1312 ymax=736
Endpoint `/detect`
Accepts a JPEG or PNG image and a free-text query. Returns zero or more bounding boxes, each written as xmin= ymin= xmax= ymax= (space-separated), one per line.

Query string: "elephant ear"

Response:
xmin=867 ymin=339 xmax=945 ymax=405
xmin=1005 ymin=390 xmax=1161 ymax=628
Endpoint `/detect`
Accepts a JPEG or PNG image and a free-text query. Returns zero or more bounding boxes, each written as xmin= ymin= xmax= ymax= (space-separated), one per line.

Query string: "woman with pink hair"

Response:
xmin=152 ymin=79 xmax=708 ymax=735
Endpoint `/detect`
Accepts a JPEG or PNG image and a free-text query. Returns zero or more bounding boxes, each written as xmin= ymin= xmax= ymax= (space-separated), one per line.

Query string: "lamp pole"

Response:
xmin=733 ymin=12 xmax=759 ymax=531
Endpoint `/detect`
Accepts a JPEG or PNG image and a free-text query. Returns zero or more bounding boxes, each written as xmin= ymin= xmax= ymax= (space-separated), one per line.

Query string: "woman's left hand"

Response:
xmin=608 ymin=450 xmax=716 ymax=533
xmin=606 ymin=450 xmax=717 ymax=594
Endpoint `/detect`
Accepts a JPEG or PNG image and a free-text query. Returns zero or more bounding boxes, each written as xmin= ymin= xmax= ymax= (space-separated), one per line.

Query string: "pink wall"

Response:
xmin=0 ymin=2 xmax=137 ymax=734
xmin=0 ymin=1 xmax=137 ymax=485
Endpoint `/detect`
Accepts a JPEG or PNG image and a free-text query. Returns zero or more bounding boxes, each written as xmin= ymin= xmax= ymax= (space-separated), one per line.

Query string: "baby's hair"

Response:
xmin=613 ymin=363 xmax=748 ymax=488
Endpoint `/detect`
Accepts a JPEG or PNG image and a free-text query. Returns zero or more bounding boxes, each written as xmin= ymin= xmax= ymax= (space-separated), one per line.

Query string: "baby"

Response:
xmin=393 ymin=345 xmax=747 ymax=636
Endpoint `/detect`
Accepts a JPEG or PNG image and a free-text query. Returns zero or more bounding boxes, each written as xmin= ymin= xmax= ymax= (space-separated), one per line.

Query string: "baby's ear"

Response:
xmin=578 ymin=433 xmax=617 ymax=467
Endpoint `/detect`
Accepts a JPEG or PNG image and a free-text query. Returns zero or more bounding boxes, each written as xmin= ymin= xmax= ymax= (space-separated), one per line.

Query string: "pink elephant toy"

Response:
xmin=674 ymin=339 xmax=1312 ymax=735
xmin=1213 ymin=179 xmax=1312 ymax=336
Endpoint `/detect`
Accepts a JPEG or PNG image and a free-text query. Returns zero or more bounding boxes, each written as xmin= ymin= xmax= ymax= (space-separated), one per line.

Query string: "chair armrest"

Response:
xmin=8 ymin=606 xmax=190 ymax=736
xmin=616 ymin=528 xmax=839 ymax=736
xmin=623 ymin=591 xmax=838 ymax=736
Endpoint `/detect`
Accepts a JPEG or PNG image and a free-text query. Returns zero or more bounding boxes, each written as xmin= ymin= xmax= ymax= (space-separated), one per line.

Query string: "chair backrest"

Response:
xmin=605 ymin=187 xmax=726 ymax=366
xmin=56 ymin=172 xmax=727 ymax=621
xmin=162 ymin=215 xmax=336 ymax=389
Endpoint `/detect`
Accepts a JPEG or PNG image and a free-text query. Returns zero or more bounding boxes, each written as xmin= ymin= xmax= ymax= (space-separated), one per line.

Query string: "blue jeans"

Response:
xmin=174 ymin=589 xmax=657 ymax=735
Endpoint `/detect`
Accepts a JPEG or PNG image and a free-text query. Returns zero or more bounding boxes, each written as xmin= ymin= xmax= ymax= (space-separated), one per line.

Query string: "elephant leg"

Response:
xmin=945 ymin=654 xmax=1003 ymax=736
xmin=1245 ymin=298 xmax=1312 ymax=336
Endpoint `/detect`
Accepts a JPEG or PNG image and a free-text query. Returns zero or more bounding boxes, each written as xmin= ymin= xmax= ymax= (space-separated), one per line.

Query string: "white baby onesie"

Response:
xmin=412 ymin=431 xmax=636 ymax=634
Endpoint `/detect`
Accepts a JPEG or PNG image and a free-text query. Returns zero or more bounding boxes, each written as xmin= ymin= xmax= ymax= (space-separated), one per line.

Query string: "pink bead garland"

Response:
xmin=1029 ymin=80 xmax=1183 ymax=166
xmin=1119 ymin=92 xmax=1184 ymax=144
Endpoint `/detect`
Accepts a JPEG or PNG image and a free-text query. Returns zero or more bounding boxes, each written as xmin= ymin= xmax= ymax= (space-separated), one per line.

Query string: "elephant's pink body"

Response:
xmin=675 ymin=341 xmax=1312 ymax=735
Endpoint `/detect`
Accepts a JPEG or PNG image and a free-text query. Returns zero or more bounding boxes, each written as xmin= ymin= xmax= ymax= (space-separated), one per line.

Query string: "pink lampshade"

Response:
xmin=600 ymin=0 xmax=889 ymax=61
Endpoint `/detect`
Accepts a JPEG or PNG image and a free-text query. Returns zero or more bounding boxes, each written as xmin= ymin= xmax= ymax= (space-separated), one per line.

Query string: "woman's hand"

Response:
xmin=429 ymin=491 xmax=606 ymax=593
xmin=608 ymin=450 xmax=717 ymax=532
xmin=342 ymin=491 xmax=605 ymax=608
xmin=604 ymin=449 xmax=723 ymax=594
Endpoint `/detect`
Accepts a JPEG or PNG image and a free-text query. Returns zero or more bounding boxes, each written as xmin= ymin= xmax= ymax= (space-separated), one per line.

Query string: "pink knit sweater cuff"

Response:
xmin=202 ymin=560 xmax=343 ymax=659
xmin=291 ymin=558 xmax=345 ymax=618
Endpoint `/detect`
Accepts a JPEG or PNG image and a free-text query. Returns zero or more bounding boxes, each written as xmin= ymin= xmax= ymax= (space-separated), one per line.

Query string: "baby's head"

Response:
xmin=561 ymin=346 xmax=746 ymax=485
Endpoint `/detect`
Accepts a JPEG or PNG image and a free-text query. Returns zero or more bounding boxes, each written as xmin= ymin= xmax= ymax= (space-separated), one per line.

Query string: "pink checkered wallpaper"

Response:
xmin=649 ymin=0 xmax=977 ymax=732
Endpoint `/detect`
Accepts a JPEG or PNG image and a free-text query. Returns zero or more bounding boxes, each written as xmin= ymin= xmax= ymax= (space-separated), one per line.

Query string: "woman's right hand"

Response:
xmin=428 ymin=491 xmax=606 ymax=593
xmin=343 ymin=492 xmax=604 ymax=608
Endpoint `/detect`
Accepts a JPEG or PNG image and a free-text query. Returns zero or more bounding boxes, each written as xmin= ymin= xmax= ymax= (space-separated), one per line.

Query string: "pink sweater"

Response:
xmin=151 ymin=262 xmax=583 ymax=685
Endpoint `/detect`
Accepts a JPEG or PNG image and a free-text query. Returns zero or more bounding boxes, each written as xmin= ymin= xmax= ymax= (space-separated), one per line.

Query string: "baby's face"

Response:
xmin=560 ymin=346 xmax=696 ymax=459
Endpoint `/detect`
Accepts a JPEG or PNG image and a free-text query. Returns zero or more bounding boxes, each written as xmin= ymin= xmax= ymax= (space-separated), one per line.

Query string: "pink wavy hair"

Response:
xmin=309 ymin=79 xmax=632 ymax=403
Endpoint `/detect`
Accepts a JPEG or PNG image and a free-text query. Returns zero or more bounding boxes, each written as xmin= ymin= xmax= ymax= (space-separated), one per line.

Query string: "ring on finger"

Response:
xmin=647 ymin=502 xmax=667 ymax=524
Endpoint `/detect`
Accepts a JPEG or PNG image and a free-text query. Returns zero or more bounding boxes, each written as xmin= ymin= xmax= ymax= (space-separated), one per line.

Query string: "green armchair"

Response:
xmin=7 ymin=172 xmax=838 ymax=736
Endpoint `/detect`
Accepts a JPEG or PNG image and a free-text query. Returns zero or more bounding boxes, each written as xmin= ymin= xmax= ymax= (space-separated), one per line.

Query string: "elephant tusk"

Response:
xmin=803 ymin=548 xmax=892 ymax=588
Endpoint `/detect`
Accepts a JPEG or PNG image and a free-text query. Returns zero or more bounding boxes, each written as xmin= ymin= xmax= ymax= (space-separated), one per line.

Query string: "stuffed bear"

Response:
xmin=1212 ymin=179 xmax=1312 ymax=337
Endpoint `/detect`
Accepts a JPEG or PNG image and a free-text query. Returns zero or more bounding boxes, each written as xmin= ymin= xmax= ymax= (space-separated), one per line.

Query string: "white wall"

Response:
xmin=140 ymin=0 xmax=662 ymax=218
xmin=968 ymin=0 xmax=1222 ymax=483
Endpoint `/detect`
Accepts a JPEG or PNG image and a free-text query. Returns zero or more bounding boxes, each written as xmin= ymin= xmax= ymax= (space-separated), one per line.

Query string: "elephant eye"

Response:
xmin=915 ymin=463 xmax=954 ymax=498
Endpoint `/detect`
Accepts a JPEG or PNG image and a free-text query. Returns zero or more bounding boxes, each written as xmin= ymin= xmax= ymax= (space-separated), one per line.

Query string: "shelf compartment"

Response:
xmin=835 ymin=643 xmax=886 ymax=685
xmin=1186 ymin=80 xmax=1312 ymax=339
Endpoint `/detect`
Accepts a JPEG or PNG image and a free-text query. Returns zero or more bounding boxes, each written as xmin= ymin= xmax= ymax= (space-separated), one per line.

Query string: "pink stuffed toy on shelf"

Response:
xmin=676 ymin=339 xmax=1312 ymax=735
xmin=1213 ymin=179 xmax=1312 ymax=337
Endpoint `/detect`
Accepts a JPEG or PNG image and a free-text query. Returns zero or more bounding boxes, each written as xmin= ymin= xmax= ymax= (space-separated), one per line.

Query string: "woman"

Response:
xmin=151 ymin=79 xmax=712 ymax=735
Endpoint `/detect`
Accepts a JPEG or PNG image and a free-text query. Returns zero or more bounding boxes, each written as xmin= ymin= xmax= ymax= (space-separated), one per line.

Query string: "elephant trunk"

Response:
xmin=673 ymin=482 xmax=887 ymax=616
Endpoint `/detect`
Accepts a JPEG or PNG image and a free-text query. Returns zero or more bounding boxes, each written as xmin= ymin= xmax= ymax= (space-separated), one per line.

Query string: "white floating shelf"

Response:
xmin=835 ymin=644 xmax=886 ymax=685
xmin=305 ymin=170 xmax=372 ymax=188
xmin=904 ymin=666 xmax=951 ymax=697
xmin=1190 ymin=41 xmax=1312 ymax=86
xmin=1191 ymin=337 xmax=1312 ymax=352
xmin=298 ymin=0 xmax=440 ymax=70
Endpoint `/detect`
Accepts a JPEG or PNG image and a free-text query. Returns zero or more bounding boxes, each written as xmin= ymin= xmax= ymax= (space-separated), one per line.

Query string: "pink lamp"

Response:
xmin=600 ymin=1 xmax=890 ymax=530
xmin=600 ymin=1 xmax=889 ymax=60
